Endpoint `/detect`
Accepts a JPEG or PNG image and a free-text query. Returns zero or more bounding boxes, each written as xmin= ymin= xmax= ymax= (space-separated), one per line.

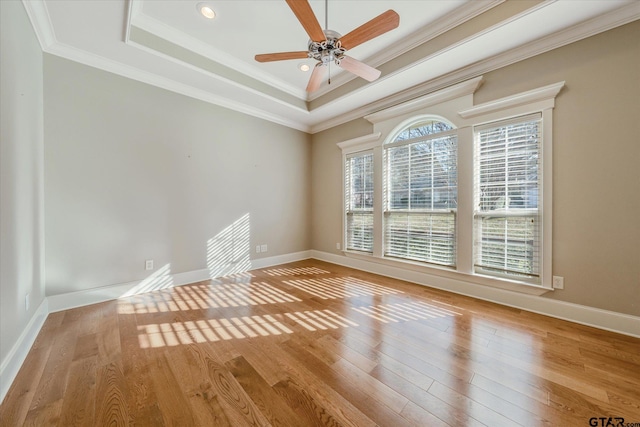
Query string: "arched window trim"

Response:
xmin=384 ymin=115 xmax=457 ymax=147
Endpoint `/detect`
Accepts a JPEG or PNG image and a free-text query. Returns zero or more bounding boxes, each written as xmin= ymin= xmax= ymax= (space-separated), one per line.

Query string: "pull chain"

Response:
xmin=326 ymin=0 xmax=330 ymax=85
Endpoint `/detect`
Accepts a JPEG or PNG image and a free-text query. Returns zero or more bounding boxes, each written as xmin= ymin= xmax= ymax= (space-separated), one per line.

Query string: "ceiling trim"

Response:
xmin=309 ymin=0 xmax=504 ymax=100
xmin=310 ymin=0 xmax=552 ymax=112
xmin=21 ymin=0 xmax=56 ymax=49
xmin=21 ymin=0 xmax=640 ymax=136
xmin=309 ymin=3 xmax=640 ymax=134
xmin=125 ymin=28 xmax=308 ymax=112
xmin=365 ymin=77 xmax=483 ymax=124
xmin=22 ymin=0 xmax=312 ymax=132
xmin=45 ymin=42 xmax=311 ymax=132
xmin=129 ymin=1 xmax=308 ymax=100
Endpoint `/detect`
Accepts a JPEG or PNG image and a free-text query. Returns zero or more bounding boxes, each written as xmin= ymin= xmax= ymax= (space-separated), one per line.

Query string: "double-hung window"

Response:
xmin=384 ymin=120 xmax=457 ymax=266
xmin=345 ymin=152 xmax=374 ymax=253
xmin=474 ymin=114 xmax=542 ymax=283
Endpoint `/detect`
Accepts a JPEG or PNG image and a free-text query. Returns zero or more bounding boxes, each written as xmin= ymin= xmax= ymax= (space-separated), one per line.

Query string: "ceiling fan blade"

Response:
xmin=339 ymin=10 xmax=400 ymax=51
xmin=285 ymin=0 xmax=325 ymax=43
xmin=255 ymin=51 xmax=309 ymax=62
xmin=338 ymin=56 xmax=381 ymax=82
xmin=306 ymin=64 xmax=326 ymax=92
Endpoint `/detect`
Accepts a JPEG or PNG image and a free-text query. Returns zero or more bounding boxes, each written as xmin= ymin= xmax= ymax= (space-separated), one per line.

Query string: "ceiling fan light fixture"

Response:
xmin=254 ymin=1 xmax=400 ymax=92
xmin=197 ymin=3 xmax=216 ymax=19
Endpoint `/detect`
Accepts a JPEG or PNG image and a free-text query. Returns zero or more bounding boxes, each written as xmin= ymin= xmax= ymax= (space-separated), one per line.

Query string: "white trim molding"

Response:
xmin=21 ymin=0 xmax=56 ymax=49
xmin=309 ymin=0 xmax=502 ymax=100
xmin=0 ymin=299 xmax=49 ymax=406
xmin=310 ymin=250 xmax=640 ymax=338
xmin=459 ymin=81 xmax=565 ymax=119
xmin=365 ymin=77 xmax=483 ymax=124
xmin=336 ymin=132 xmax=382 ymax=154
xmin=48 ymin=250 xmax=313 ymax=313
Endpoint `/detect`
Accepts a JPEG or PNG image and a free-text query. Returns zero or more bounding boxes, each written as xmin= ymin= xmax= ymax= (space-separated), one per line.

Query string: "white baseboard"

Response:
xmin=0 ymin=298 xmax=49 ymax=405
xmin=309 ymin=250 xmax=640 ymax=338
xmin=48 ymin=250 xmax=313 ymax=313
xmin=251 ymin=250 xmax=312 ymax=270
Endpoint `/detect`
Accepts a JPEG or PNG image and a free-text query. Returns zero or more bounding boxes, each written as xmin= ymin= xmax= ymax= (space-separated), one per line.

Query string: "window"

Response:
xmin=337 ymin=79 xmax=561 ymax=292
xmin=345 ymin=152 xmax=374 ymax=253
xmin=474 ymin=114 xmax=541 ymax=282
xmin=384 ymin=119 xmax=457 ymax=266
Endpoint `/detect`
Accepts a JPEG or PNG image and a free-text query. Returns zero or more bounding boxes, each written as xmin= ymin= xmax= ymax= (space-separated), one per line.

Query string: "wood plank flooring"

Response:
xmin=1 ymin=260 xmax=639 ymax=426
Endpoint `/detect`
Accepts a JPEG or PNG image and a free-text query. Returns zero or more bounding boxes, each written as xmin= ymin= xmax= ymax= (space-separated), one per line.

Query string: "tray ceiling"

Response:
xmin=22 ymin=0 xmax=640 ymax=132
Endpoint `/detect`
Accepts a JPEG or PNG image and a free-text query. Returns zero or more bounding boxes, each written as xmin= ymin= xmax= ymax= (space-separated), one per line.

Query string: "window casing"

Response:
xmin=384 ymin=119 xmax=457 ymax=266
xmin=474 ymin=114 xmax=542 ymax=283
xmin=338 ymin=79 xmax=561 ymax=292
xmin=345 ymin=152 xmax=374 ymax=253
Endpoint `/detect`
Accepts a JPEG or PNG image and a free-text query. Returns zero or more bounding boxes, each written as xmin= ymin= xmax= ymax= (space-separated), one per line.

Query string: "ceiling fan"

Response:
xmin=255 ymin=0 xmax=400 ymax=92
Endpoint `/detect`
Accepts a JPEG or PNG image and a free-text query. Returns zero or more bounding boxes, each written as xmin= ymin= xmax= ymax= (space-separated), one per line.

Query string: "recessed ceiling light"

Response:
xmin=197 ymin=3 xmax=216 ymax=19
xmin=299 ymin=63 xmax=311 ymax=72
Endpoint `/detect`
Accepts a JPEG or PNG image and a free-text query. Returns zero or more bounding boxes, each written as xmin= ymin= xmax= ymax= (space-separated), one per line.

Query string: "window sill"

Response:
xmin=343 ymin=250 xmax=552 ymax=296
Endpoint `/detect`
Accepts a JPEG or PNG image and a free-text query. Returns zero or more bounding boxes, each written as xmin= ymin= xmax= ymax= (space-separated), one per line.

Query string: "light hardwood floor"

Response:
xmin=1 ymin=260 xmax=639 ymax=426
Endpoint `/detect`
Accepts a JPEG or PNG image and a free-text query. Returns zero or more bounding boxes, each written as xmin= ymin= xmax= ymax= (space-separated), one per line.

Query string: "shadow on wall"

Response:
xmin=207 ymin=213 xmax=252 ymax=279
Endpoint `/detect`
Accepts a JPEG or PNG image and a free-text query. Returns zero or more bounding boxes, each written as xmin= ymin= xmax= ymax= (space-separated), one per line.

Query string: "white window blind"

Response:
xmin=474 ymin=113 xmax=541 ymax=281
xmin=384 ymin=120 xmax=457 ymax=266
xmin=345 ymin=152 xmax=374 ymax=253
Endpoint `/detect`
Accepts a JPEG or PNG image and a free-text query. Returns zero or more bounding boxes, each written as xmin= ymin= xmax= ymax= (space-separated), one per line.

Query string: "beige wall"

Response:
xmin=0 ymin=0 xmax=46 ymax=368
xmin=311 ymin=118 xmax=372 ymax=254
xmin=44 ymin=55 xmax=311 ymax=295
xmin=311 ymin=21 xmax=640 ymax=316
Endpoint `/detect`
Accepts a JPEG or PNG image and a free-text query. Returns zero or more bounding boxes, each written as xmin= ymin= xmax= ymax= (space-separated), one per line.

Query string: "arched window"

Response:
xmin=384 ymin=118 xmax=457 ymax=266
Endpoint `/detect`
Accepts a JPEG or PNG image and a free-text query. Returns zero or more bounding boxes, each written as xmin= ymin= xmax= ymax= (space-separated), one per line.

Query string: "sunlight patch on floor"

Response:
xmin=119 ymin=280 xmax=301 ymax=314
xmin=285 ymin=309 xmax=359 ymax=331
xmin=137 ymin=314 xmax=294 ymax=348
xmin=352 ymin=301 xmax=460 ymax=323
xmin=283 ymin=276 xmax=401 ymax=299
xmin=264 ymin=266 xmax=330 ymax=276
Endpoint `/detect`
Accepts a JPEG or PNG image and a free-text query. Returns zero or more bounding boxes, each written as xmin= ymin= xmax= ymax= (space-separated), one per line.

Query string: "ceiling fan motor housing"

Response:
xmin=308 ymin=29 xmax=346 ymax=65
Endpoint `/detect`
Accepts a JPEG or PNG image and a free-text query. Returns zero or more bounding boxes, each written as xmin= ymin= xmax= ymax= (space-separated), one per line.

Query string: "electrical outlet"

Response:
xmin=553 ymin=276 xmax=564 ymax=289
xmin=256 ymin=245 xmax=261 ymax=253
xmin=145 ymin=259 xmax=154 ymax=270
xmin=261 ymin=244 xmax=268 ymax=253
xmin=25 ymin=293 xmax=30 ymax=312
xmin=336 ymin=242 xmax=341 ymax=250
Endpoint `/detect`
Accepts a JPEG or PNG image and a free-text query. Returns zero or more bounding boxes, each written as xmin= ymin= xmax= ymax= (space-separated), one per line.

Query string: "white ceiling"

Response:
xmin=23 ymin=0 xmax=640 ymax=133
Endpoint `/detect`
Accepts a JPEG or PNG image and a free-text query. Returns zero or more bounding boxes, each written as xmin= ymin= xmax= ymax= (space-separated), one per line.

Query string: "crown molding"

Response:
xmin=45 ymin=42 xmax=311 ymax=132
xmin=125 ymin=36 xmax=309 ymax=113
xmin=309 ymin=0 xmax=503 ymax=100
xmin=21 ymin=0 xmax=56 ymax=49
xmin=309 ymin=4 xmax=639 ymax=134
xmin=130 ymin=9 xmax=308 ymax=100
xmin=311 ymin=1 xmax=552 ymax=113
xmin=22 ymin=0 xmax=640 ymax=136
xmin=365 ymin=76 xmax=482 ymax=124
